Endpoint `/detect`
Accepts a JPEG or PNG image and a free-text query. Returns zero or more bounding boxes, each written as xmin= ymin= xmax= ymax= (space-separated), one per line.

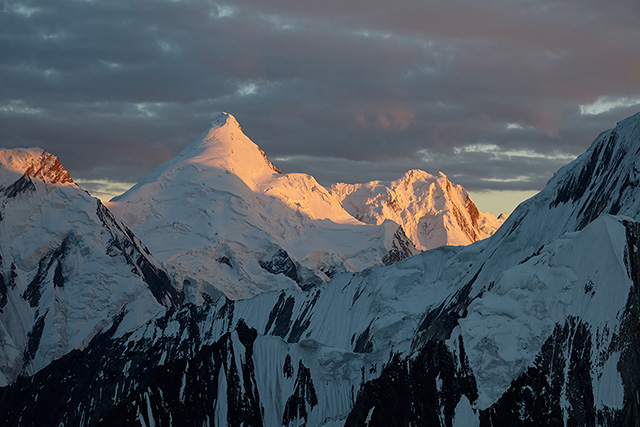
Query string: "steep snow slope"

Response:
xmin=351 ymin=111 xmax=640 ymax=424
xmin=331 ymin=169 xmax=505 ymax=250
xmin=458 ymin=111 xmax=640 ymax=309
xmin=459 ymin=215 xmax=630 ymax=408
xmin=1 ymin=214 xmax=635 ymax=425
xmin=0 ymin=241 xmax=475 ymax=425
xmin=109 ymin=113 xmax=417 ymax=301
xmin=4 ymin=113 xmax=640 ymax=425
xmin=0 ymin=148 xmax=179 ymax=386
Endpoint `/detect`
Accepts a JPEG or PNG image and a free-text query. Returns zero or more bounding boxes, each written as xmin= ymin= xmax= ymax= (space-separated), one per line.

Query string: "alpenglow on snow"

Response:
xmin=108 ymin=112 xmax=502 ymax=303
xmin=4 ymin=112 xmax=640 ymax=425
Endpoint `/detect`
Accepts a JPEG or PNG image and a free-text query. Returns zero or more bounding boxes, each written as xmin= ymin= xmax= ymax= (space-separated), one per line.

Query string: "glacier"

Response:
xmin=2 ymin=112 xmax=640 ymax=425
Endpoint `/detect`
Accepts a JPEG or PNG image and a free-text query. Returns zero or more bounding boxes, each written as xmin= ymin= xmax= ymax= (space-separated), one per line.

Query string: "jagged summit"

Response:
xmin=109 ymin=114 xmax=410 ymax=300
xmin=0 ymin=148 xmax=74 ymax=187
xmin=331 ymin=168 xmax=504 ymax=250
xmin=4 ymin=111 xmax=640 ymax=425
xmin=0 ymin=148 xmax=179 ymax=386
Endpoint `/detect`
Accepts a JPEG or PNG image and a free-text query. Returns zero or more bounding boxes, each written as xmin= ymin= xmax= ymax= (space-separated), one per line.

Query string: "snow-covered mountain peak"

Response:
xmin=209 ymin=111 xmax=239 ymax=128
xmin=0 ymin=148 xmax=74 ymax=187
xmin=111 ymin=114 xmax=353 ymax=222
xmin=5 ymin=112 xmax=640 ymax=425
xmin=0 ymin=148 xmax=180 ymax=386
xmin=483 ymin=109 xmax=640 ymax=270
xmin=109 ymin=115 xmax=415 ymax=300
xmin=330 ymin=169 xmax=505 ymax=250
xmin=187 ymin=112 xmax=282 ymax=182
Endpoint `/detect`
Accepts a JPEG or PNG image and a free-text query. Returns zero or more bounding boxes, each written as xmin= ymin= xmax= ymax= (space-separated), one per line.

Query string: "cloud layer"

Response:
xmin=2 ymin=0 xmax=640 ymax=196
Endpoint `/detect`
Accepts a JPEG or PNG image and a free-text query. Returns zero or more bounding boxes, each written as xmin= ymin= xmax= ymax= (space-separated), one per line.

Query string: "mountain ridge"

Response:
xmin=331 ymin=169 xmax=504 ymax=250
xmin=0 ymin=148 xmax=75 ymax=187
xmin=0 ymin=148 xmax=179 ymax=386
xmin=3 ymin=112 xmax=639 ymax=424
xmin=108 ymin=113 xmax=502 ymax=301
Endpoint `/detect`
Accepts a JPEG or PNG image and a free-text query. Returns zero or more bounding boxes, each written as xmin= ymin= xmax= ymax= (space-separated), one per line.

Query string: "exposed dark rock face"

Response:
xmin=282 ymin=360 xmax=318 ymax=426
xmin=216 ymin=255 xmax=232 ymax=267
xmin=53 ymin=261 xmax=64 ymax=288
xmin=283 ymin=354 xmax=294 ymax=379
xmin=263 ymin=290 xmax=319 ymax=343
xmin=480 ymin=318 xmax=596 ymax=426
xmin=0 ymin=255 xmax=8 ymax=310
xmin=23 ymin=152 xmax=75 ymax=185
xmin=100 ymin=320 xmax=263 ymax=427
xmin=23 ymin=313 xmax=47 ymax=367
xmin=22 ymin=239 xmax=69 ymax=307
xmin=3 ymin=174 xmax=36 ymax=199
xmin=617 ymin=220 xmax=640 ymax=427
xmin=287 ymin=290 xmax=319 ymax=343
xmin=352 ymin=323 xmax=373 ymax=353
xmin=264 ymin=292 xmax=295 ymax=338
xmin=346 ymin=338 xmax=478 ymax=426
xmin=259 ymin=248 xmax=298 ymax=282
xmin=0 ymin=273 xmax=6 ymax=310
xmin=96 ymin=201 xmax=181 ymax=307
xmin=382 ymin=226 xmax=416 ymax=266
xmin=417 ymin=266 xmax=481 ymax=343
xmin=0 ymin=309 xmax=264 ymax=427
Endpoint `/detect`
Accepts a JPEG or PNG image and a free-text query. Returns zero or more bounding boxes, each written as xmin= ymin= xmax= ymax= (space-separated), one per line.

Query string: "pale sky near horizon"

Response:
xmin=2 ymin=0 xmax=640 ymax=213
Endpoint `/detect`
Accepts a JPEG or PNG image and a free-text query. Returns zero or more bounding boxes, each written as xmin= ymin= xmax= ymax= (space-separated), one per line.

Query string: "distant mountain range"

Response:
xmin=2 ymin=111 xmax=639 ymax=425
xmin=108 ymin=112 xmax=502 ymax=301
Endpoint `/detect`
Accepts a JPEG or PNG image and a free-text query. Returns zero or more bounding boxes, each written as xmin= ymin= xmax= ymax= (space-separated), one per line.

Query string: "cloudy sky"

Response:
xmin=2 ymin=0 xmax=640 ymax=214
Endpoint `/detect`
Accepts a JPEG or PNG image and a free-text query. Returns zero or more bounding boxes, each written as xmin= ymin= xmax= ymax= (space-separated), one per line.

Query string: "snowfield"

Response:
xmin=109 ymin=113 xmax=498 ymax=302
xmin=2 ymin=112 xmax=640 ymax=425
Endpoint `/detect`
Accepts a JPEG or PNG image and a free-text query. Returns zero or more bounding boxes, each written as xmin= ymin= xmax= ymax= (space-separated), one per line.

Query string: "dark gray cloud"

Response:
xmin=1 ymin=0 xmax=640 ymax=198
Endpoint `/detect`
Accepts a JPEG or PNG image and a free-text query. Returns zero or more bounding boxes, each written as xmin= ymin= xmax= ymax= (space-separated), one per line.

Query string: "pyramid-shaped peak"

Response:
xmin=113 ymin=113 xmax=282 ymax=202
xmin=209 ymin=112 xmax=241 ymax=129
xmin=0 ymin=147 xmax=74 ymax=186
xmin=185 ymin=113 xmax=281 ymax=176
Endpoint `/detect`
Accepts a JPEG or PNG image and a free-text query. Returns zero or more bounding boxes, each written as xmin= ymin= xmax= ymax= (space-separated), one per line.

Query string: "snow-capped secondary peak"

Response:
xmin=0 ymin=148 xmax=74 ymax=187
xmin=330 ymin=169 xmax=505 ymax=250
xmin=0 ymin=149 xmax=179 ymax=386
xmin=5 ymin=111 xmax=640 ymax=425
